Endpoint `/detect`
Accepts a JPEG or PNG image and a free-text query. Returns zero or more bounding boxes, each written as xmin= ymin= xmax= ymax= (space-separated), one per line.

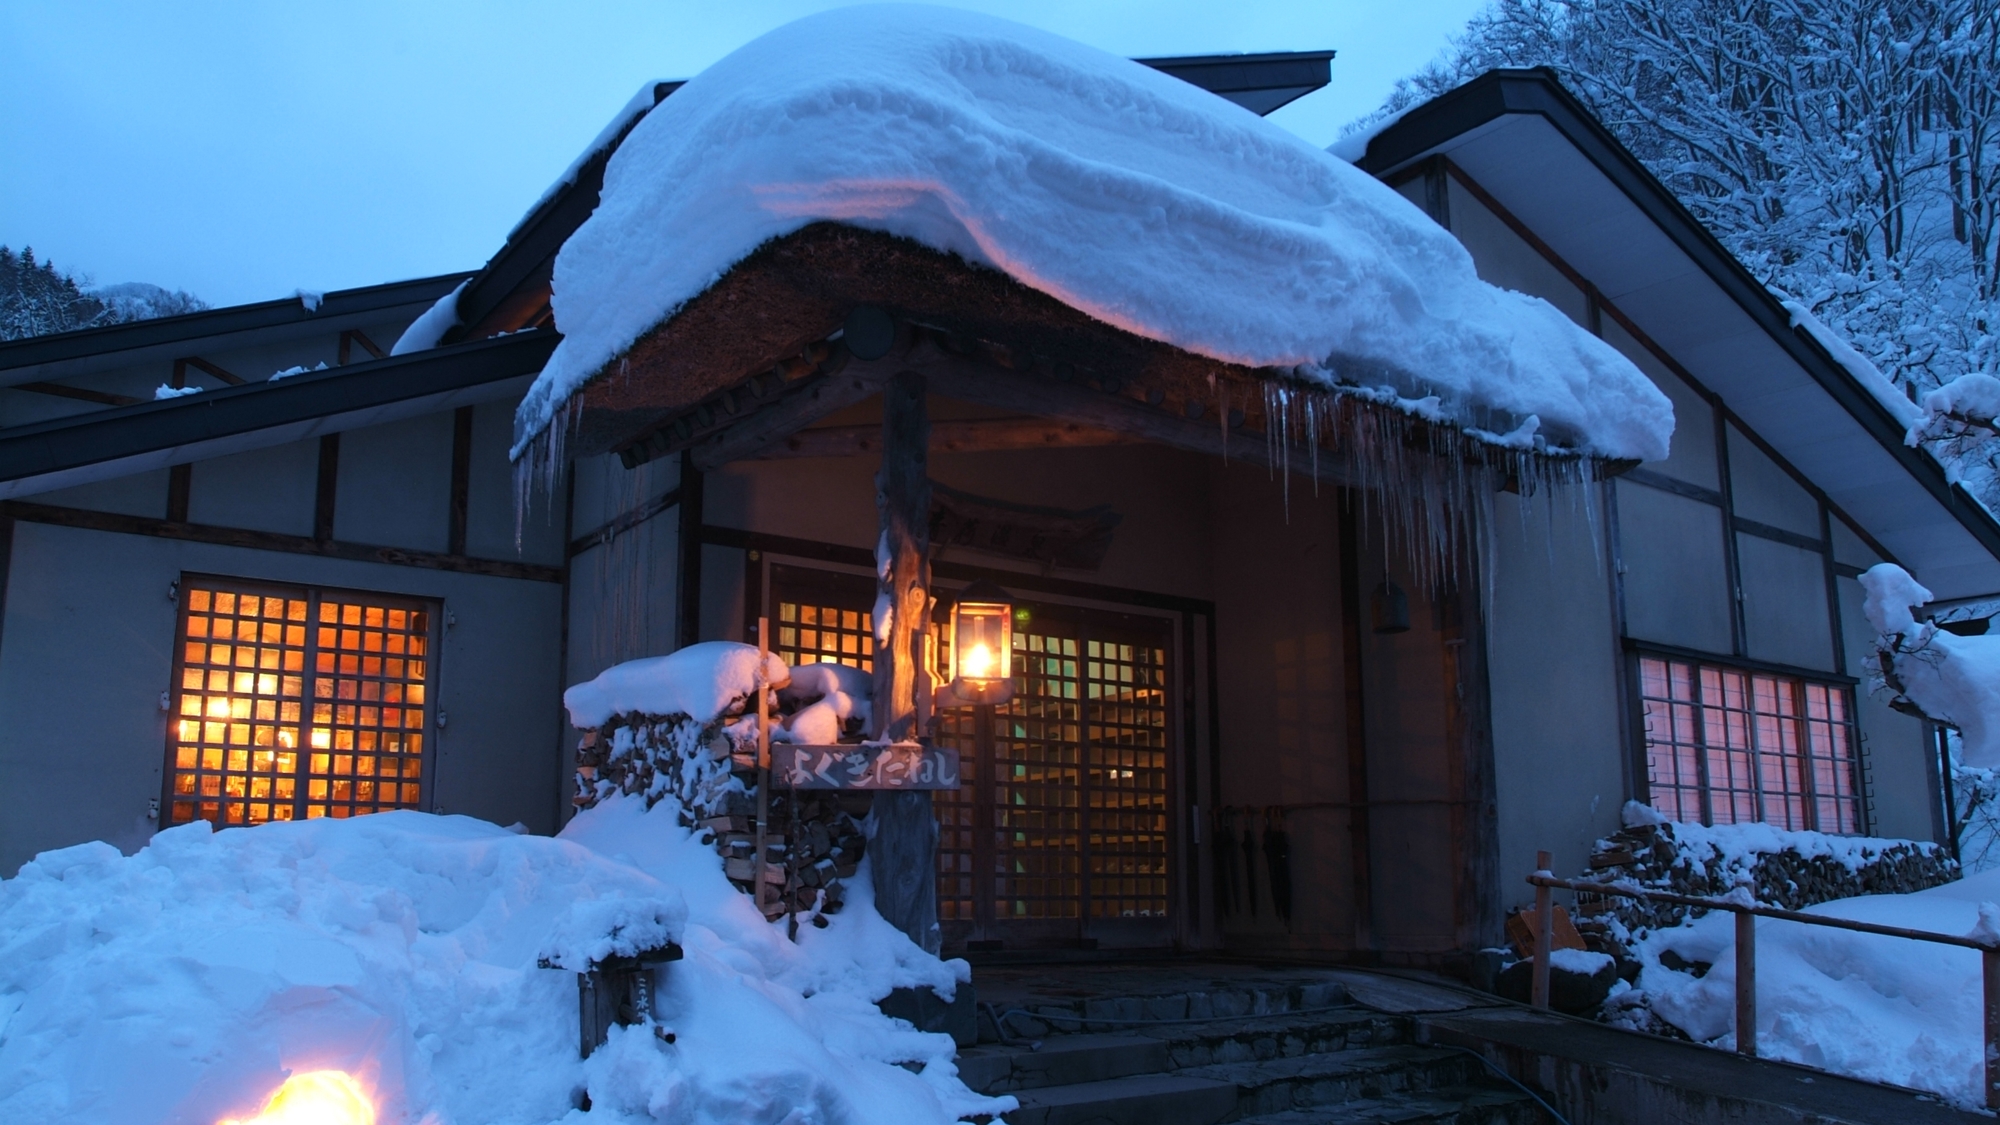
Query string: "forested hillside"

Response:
xmin=0 ymin=246 xmax=206 ymax=342
xmin=1360 ymin=0 xmax=1997 ymax=482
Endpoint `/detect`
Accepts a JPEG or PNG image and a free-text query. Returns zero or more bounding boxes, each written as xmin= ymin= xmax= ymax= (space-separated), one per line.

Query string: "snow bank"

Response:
xmin=390 ymin=280 xmax=468 ymax=356
xmin=1861 ymin=563 xmax=2000 ymax=766
xmin=564 ymin=641 xmax=791 ymax=729
xmin=1637 ymin=866 xmax=2000 ymax=1107
xmin=515 ymin=4 xmax=1671 ymax=464
xmin=0 ymin=802 xmax=998 ymax=1124
xmin=153 ymin=384 xmax=201 ymax=401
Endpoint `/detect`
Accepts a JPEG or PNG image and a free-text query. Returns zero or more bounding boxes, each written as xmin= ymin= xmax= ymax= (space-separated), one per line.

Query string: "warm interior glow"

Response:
xmin=219 ymin=1071 xmax=375 ymax=1125
xmin=963 ymin=642 xmax=994 ymax=679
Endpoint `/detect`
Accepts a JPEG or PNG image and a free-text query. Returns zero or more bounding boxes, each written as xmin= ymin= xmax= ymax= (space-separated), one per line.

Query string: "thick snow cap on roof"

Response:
xmin=514 ymin=4 xmax=1672 ymax=463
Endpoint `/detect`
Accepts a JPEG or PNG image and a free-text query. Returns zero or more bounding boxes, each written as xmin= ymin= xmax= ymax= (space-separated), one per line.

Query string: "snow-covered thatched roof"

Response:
xmin=511 ymin=4 xmax=1671 ymax=468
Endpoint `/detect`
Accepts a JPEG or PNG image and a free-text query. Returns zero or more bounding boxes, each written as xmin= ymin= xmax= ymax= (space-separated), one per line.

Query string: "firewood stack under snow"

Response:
xmin=564 ymin=642 xmax=874 ymax=923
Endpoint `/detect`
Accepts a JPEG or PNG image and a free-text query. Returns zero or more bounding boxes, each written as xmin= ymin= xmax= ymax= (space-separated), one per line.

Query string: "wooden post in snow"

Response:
xmin=871 ymin=369 xmax=940 ymax=954
xmin=1531 ymin=850 xmax=1553 ymax=1010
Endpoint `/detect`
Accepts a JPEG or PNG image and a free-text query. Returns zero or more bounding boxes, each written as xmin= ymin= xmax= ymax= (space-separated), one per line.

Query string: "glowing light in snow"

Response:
xmin=218 ymin=1071 xmax=376 ymax=1125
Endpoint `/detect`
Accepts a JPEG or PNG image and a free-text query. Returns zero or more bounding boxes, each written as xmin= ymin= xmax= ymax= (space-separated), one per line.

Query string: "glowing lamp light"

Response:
xmin=945 ymin=580 xmax=1015 ymax=707
xmin=218 ymin=1070 xmax=375 ymax=1125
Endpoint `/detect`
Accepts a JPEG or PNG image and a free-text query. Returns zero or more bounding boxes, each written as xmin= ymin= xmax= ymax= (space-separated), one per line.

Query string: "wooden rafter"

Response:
xmin=752 ymin=415 xmax=1142 ymax=460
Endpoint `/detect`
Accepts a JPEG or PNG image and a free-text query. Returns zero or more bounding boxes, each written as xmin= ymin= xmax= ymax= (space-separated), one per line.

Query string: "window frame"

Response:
xmin=1629 ymin=646 xmax=1868 ymax=834
xmin=160 ymin=573 xmax=444 ymax=828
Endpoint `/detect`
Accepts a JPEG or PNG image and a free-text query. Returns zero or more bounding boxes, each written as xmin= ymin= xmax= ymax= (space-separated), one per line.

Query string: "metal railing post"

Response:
xmin=1532 ymin=849 xmax=1554 ymax=1010
xmin=1984 ymin=946 xmax=2000 ymax=1110
xmin=1735 ymin=911 xmax=1756 ymax=1057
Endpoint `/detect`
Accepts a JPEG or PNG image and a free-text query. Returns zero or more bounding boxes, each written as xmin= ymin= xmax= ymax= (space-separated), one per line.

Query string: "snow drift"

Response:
xmin=1636 ymin=866 xmax=2000 ymax=1107
xmin=0 ymin=803 xmax=1001 ymax=1125
xmin=513 ymin=4 xmax=1672 ymax=464
xmin=1860 ymin=563 xmax=2000 ymax=767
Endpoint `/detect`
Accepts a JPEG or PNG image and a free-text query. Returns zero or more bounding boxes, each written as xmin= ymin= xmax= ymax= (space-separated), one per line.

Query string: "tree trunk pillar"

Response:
xmin=871 ymin=370 xmax=939 ymax=954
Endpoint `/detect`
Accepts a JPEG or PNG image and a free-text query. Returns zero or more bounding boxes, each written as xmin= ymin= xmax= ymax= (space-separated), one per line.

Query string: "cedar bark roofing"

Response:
xmin=566 ymin=222 xmax=1235 ymax=460
xmin=559 ymin=222 xmax=1626 ymax=493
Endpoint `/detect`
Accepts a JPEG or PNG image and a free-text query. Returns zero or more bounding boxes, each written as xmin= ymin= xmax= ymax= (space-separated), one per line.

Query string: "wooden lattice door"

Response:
xmin=760 ymin=561 xmax=1176 ymax=951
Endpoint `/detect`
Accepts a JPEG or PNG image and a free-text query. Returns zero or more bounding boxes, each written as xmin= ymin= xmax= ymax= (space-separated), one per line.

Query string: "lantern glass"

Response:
xmin=951 ymin=600 xmax=1012 ymax=686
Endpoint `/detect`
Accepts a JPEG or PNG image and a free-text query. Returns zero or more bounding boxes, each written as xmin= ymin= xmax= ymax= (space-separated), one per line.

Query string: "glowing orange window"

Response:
xmin=165 ymin=580 xmax=435 ymax=828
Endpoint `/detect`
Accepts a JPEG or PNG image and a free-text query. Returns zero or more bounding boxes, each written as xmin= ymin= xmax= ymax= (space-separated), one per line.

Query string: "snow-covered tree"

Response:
xmin=0 ymin=246 xmax=207 ymax=342
xmin=1359 ymin=0 xmax=2000 ymax=497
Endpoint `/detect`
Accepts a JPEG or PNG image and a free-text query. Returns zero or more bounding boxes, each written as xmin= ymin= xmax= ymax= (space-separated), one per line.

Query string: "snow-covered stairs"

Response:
xmin=957 ymin=988 xmax=1539 ymax=1124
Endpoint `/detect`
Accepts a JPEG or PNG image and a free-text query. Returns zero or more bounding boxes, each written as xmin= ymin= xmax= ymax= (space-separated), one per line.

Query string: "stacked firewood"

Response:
xmin=697 ymin=787 xmax=872 ymax=920
xmin=571 ymin=711 xmax=870 ymax=922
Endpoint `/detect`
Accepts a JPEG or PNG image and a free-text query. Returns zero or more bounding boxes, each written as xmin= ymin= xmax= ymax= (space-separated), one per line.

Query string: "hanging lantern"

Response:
xmin=944 ymin=580 xmax=1015 ymax=706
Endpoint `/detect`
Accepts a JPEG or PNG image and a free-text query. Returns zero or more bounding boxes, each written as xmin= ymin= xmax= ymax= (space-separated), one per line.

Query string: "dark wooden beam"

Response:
xmin=314 ymin=434 xmax=340 ymax=543
xmin=675 ymin=451 xmax=705 ymax=649
xmin=568 ymin=487 xmax=682 ymax=559
xmin=166 ymin=464 xmax=191 ymax=523
xmin=896 ymin=337 xmax=1355 ymax=484
xmin=12 ymin=381 xmax=143 ymax=407
xmin=338 ymin=329 xmax=387 ymax=365
xmin=448 ymin=406 xmax=474 ymax=556
xmin=752 ymin=415 xmax=1143 ymax=460
xmin=685 ymin=360 xmax=891 ymax=471
xmin=871 ymin=370 xmax=940 ymax=954
xmin=174 ymin=356 xmax=245 ymax=387
xmin=1 ymin=499 xmax=563 ymax=583
xmin=1338 ymin=490 xmax=1375 ymax=955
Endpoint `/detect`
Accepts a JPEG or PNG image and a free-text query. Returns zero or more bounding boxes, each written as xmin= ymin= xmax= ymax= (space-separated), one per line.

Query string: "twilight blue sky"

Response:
xmin=1 ymin=1 xmax=1483 ymax=308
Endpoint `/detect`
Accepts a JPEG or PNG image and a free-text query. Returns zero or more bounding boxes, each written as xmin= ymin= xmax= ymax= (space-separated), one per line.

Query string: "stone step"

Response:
xmin=956 ymin=1034 xmax=1170 ymax=1095
xmin=1231 ymin=1084 xmax=1541 ymax=1124
xmin=1131 ymin=1008 xmax=1410 ymax=1069
xmin=1177 ymin=1045 xmax=1482 ymax=1118
xmin=988 ymin=979 xmax=1352 ymax=1039
xmin=1002 ymin=1072 xmax=1241 ymax=1125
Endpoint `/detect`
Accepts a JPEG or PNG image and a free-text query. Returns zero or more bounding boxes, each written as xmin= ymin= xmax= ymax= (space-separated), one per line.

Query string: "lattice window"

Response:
xmin=167 ymin=580 xmax=434 ymax=827
xmin=774 ymin=601 xmax=874 ymax=671
xmin=1085 ymin=637 xmax=1170 ymax=918
xmin=994 ymin=629 xmax=1084 ymax=919
xmin=1638 ymin=655 xmax=1862 ymax=833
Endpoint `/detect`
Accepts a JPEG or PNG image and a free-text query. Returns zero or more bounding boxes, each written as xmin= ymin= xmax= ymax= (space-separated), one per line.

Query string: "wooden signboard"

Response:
xmin=772 ymin=742 xmax=961 ymax=790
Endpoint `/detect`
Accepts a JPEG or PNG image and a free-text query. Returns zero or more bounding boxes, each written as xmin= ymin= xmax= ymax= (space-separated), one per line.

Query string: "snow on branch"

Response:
xmin=1861 ymin=562 xmax=2000 ymax=766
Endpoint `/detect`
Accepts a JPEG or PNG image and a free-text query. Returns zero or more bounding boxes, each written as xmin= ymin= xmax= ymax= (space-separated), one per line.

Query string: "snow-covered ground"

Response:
xmin=0 ymin=800 xmax=1004 ymax=1124
xmin=514 ymin=4 xmax=1671 ymax=466
xmin=1629 ymin=864 xmax=2000 ymax=1107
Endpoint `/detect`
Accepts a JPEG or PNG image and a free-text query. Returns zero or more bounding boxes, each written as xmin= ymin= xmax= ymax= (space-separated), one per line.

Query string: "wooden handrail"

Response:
xmin=1526 ymin=862 xmax=2000 ymax=1108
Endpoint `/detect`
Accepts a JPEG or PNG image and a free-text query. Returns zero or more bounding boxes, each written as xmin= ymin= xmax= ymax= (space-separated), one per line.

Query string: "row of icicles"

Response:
xmin=514 ymin=363 xmax=1611 ymax=597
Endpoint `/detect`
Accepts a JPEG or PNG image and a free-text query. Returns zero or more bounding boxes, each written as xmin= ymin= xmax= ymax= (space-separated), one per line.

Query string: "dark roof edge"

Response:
xmin=0 ymin=330 xmax=557 ymax=485
xmin=1132 ymin=49 xmax=1337 ymax=68
xmin=1356 ymin=67 xmax=2000 ymax=567
xmin=0 ymin=271 xmax=474 ymax=373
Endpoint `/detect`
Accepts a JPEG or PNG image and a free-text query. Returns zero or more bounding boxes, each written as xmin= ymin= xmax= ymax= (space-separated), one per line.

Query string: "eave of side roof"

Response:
xmin=1355 ymin=67 xmax=2000 ymax=577
xmin=0 ymin=272 xmax=471 ymax=376
xmin=0 ymin=330 xmax=556 ymax=501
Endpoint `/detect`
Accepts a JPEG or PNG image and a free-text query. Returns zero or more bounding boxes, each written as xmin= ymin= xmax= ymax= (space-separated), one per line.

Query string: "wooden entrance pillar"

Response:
xmin=871 ymin=370 xmax=940 ymax=953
